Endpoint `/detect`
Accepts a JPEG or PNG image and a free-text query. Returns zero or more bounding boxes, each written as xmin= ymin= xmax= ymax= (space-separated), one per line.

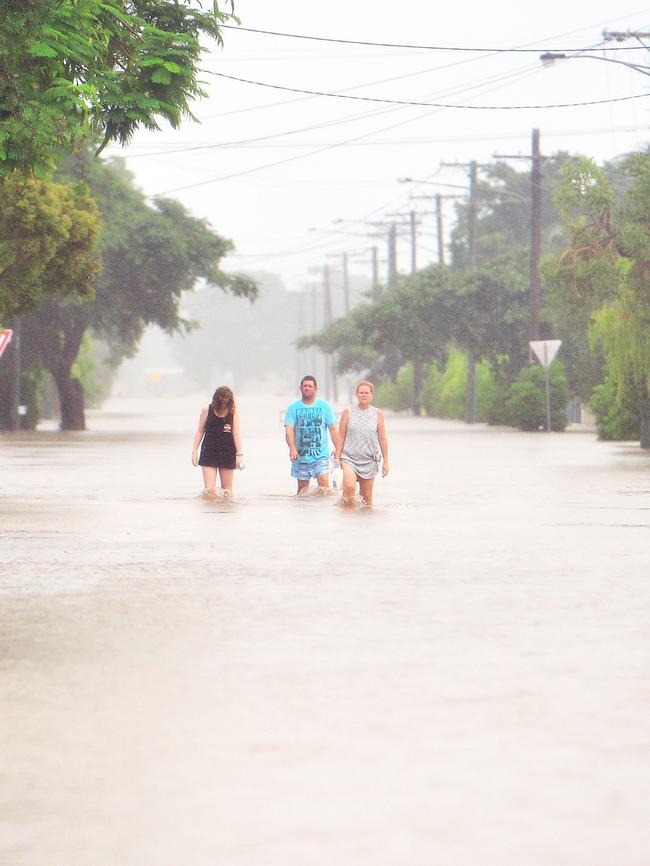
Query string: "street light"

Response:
xmin=539 ymin=50 xmax=650 ymax=76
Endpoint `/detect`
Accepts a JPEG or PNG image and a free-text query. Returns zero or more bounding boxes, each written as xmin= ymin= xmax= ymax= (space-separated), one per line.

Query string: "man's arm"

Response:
xmin=285 ymin=424 xmax=298 ymax=461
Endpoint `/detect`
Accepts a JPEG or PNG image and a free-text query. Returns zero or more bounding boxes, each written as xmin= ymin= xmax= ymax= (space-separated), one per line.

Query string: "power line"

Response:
xmin=204 ymin=69 xmax=650 ymax=110
xmin=129 ymin=57 xmax=547 ymax=159
xmin=219 ymin=23 xmax=649 ymax=53
xmin=152 ymin=57 xmax=550 ymax=194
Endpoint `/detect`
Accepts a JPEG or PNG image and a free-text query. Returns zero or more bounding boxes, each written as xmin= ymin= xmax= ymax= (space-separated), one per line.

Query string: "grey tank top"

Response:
xmin=342 ymin=405 xmax=380 ymax=466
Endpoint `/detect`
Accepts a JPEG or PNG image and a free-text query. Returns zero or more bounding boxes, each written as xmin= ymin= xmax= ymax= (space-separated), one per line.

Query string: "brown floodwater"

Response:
xmin=1 ymin=394 xmax=650 ymax=865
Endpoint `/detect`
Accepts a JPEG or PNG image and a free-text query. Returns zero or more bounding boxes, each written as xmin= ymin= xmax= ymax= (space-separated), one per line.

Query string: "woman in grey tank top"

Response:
xmin=334 ymin=380 xmax=389 ymax=507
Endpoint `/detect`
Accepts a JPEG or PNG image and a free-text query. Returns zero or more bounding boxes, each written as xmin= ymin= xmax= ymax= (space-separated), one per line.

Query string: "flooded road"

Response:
xmin=2 ymin=394 xmax=650 ymax=866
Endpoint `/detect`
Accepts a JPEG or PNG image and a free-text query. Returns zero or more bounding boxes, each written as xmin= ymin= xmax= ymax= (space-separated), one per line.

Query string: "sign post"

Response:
xmin=529 ymin=339 xmax=562 ymax=432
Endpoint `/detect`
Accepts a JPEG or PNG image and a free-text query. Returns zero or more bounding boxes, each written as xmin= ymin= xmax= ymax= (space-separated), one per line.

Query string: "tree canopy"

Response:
xmin=545 ymin=154 xmax=650 ymax=446
xmin=0 ymin=174 xmax=101 ymax=316
xmin=0 ymin=0 xmax=235 ymax=175
xmin=2 ymin=154 xmax=256 ymax=430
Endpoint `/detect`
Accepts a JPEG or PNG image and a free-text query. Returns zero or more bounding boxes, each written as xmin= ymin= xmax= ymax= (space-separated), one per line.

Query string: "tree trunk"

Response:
xmin=640 ymin=393 xmax=650 ymax=450
xmin=31 ymin=300 xmax=89 ymax=431
xmin=412 ymin=358 xmax=424 ymax=416
xmin=54 ymin=369 xmax=86 ymax=430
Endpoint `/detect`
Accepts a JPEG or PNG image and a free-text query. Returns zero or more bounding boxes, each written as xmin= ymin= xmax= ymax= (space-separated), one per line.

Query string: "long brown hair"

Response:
xmin=210 ymin=385 xmax=235 ymax=415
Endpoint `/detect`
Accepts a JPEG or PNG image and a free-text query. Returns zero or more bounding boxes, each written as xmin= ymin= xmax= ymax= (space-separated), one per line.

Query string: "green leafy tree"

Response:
xmin=0 ymin=174 xmax=100 ymax=316
xmin=6 ymin=155 xmax=256 ymax=430
xmin=545 ymin=155 xmax=650 ymax=447
xmin=302 ymin=266 xmax=453 ymax=414
xmin=0 ymin=0 xmax=235 ymax=176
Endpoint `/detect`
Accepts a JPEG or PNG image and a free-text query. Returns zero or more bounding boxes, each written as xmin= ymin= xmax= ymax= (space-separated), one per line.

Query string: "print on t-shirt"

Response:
xmin=284 ymin=399 xmax=336 ymax=464
xmin=296 ymin=407 xmax=324 ymax=458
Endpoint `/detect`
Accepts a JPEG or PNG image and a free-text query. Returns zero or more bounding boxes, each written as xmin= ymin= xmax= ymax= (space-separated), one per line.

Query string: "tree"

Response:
xmin=6 ymin=155 xmax=256 ymax=430
xmin=302 ymin=266 xmax=453 ymax=414
xmin=0 ymin=174 xmax=100 ymax=316
xmin=0 ymin=0 xmax=235 ymax=176
xmin=545 ymin=155 xmax=650 ymax=447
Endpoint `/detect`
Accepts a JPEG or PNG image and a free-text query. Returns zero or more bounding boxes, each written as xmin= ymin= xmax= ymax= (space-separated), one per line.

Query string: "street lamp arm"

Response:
xmin=540 ymin=51 xmax=650 ymax=76
xmin=398 ymin=177 xmax=471 ymax=191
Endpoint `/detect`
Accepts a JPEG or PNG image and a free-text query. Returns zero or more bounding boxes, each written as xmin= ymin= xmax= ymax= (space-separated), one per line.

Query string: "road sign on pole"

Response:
xmin=0 ymin=328 xmax=13 ymax=360
xmin=529 ymin=339 xmax=561 ymax=369
xmin=529 ymin=339 xmax=562 ymax=431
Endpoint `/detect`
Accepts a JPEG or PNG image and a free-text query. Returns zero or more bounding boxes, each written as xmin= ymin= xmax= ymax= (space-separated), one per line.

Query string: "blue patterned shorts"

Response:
xmin=291 ymin=456 xmax=330 ymax=479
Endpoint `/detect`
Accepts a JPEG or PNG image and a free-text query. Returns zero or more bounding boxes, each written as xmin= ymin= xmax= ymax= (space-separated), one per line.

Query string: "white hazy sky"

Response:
xmin=106 ymin=1 xmax=650 ymax=291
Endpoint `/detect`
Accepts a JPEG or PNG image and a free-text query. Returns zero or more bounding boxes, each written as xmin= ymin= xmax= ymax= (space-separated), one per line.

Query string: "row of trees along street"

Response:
xmin=302 ymin=152 xmax=650 ymax=448
xmin=1 ymin=4 xmax=649 ymax=447
xmin=0 ymin=0 xmax=257 ymax=431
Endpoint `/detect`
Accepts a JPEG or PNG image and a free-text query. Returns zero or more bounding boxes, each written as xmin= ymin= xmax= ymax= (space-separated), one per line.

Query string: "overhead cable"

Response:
xmin=219 ymin=23 xmax=648 ymax=53
xmin=204 ymin=70 xmax=650 ymax=110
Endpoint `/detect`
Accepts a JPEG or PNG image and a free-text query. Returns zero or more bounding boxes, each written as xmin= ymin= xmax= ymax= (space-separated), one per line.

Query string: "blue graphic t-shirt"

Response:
xmin=285 ymin=399 xmax=337 ymax=463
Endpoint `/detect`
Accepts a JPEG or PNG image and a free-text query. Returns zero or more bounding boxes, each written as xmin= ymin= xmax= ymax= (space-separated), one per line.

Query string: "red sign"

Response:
xmin=0 ymin=329 xmax=13 ymax=360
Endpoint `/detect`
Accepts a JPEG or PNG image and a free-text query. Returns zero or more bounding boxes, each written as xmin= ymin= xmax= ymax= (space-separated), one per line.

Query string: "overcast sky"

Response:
xmin=106 ymin=2 xmax=650 ymax=292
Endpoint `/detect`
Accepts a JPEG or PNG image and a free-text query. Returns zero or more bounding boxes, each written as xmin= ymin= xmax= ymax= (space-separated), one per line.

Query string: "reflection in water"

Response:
xmin=1 ymin=395 xmax=650 ymax=866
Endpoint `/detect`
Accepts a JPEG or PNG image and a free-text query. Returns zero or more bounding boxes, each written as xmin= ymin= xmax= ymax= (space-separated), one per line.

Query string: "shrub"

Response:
xmin=505 ymin=361 xmax=570 ymax=431
xmin=590 ymin=374 xmax=640 ymax=440
xmin=374 ymin=364 xmax=413 ymax=412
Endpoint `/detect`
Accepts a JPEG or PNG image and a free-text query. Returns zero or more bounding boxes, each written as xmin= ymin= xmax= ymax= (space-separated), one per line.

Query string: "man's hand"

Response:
xmin=289 ymin=448 xmax=299 ymax=461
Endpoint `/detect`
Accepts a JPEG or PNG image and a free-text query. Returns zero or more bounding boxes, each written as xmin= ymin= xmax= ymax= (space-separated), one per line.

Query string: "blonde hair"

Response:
xmin=356 ymin=380 xmax=374 ymax=395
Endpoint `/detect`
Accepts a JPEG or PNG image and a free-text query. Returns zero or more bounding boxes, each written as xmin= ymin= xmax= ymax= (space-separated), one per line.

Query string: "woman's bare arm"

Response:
xmin=377 ymin=409 xmax=389 ymax=476
xmin=334 ymin=408 xmax=349 ymax=462
xmin=192 ymin=407 xmax=208 ymax=465
xmin=232 ymin=406 xmax=243 ymax=455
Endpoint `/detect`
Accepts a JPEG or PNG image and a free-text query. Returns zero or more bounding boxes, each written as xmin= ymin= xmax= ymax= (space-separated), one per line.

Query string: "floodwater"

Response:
xmin=1 ymin=394 xmax=650 ymax=866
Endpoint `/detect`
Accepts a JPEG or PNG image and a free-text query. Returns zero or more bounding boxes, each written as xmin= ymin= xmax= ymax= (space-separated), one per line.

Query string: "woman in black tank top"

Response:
xmin=192 ymin=386 xmax=243 ymax=497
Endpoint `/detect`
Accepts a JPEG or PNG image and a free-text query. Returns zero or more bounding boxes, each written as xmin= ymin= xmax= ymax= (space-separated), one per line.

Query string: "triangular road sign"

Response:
xmin=529 ymin=339 xmax=561 ymax=369
xmin=0 ymin=328 xmax=13 ymax=360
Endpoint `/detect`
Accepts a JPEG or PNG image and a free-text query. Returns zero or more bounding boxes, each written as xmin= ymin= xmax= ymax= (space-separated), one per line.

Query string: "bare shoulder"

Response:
xmin=340 ymin=406 xmax=351 ymax=420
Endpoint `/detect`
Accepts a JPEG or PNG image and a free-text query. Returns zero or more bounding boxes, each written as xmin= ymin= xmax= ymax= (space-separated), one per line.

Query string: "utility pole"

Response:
xmin=366 ymin=220 xmax=399 ymax=288
xmin=410 ymin=209 xmax=417 ymax=273
xmin=325 ymin=251 xmax=351 ymax=316
xmin=351 ymin=246 xmax=383 ymax=292
xmin=322 ymin=264 xmax=337 ymax=402
xmin=466 ymin=161 xmax=478 ymax=424
xmin=530 ymin=128 xmax=542 ymax=342
xmin=385 ymin=212 xmax=420 ymax=279
xmin=310 ymin=282 xmax=319 ymax=379
xmin=296 ymin=290 xmax=307 ymax=382
xmin=440 ymin=159 xmax=480 ymax=423
xmin=371 ymin=245 xmax=379 ymax=289
xmin=409 ymin=193 xmax=464 ymax=266
xmin=387 ymin=222 xmax=397 ymax=288
xmin=495 ymin=128 xmax=545 ymax=345
xmin=436 ymin=194 xmax=444 ymax=265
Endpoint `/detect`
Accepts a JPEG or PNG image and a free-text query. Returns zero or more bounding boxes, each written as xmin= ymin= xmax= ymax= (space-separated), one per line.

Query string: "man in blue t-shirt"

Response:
xmin=284 ymin=375 xmax=339 ymax=494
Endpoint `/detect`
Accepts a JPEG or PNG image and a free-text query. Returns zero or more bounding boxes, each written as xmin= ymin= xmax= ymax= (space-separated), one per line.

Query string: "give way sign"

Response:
xmin=0 ymin=329 xmax=12 ymax=360
xmin=529 ymin=339 xmax=561 ymax=369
